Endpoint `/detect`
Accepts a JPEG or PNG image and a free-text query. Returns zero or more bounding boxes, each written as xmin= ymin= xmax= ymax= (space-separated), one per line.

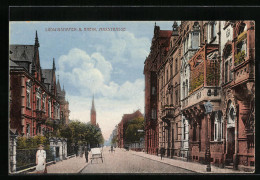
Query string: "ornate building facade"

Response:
xmin=9 ymin=32 xmax=70 ymax=137
xmin=144 ymin=21 xmax=255 ymax=171
xmin=144 ymin=24 xmax=172 ymax=155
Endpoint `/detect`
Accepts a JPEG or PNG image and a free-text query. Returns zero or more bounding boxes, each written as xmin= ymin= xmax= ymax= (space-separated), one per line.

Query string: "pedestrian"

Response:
xmin=111 ymin=145 xmax=113 ymax=153
xmin=35 ymin=144 xmax=47 ymax=173
xmin=84 ymin=146 xmax=89 ymax=163
xmin=160 ymin=147 xmax=165 ymax=160
xmin=75 ymin=144 xmax=79 ymax=157
xmin=80 ymin=146 xmax=84 ymax=158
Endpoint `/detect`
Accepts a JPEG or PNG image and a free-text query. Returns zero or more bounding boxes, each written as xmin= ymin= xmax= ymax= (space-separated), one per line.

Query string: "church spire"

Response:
xmin=35 ymin=31 xmax=40 ymax=48
xmin=91 ymin=95 xmax=96 ymax=111
xmin=90 ymin=94 xmax=96 ymax=126
xmin=52 ymin=58 xmax=56 ymax=71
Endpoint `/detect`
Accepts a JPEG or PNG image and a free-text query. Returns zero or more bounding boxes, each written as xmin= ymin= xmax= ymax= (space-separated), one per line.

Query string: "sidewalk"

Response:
xmin=130 ymin=150 xmax=249 ymax=174
xmin=46 ymin=155 xmax=88 ymax=174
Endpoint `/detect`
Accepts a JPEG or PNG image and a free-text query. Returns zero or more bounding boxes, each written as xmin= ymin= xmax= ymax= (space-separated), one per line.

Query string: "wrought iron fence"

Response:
xmin=16 ymin=148 xmax=54 ymax=171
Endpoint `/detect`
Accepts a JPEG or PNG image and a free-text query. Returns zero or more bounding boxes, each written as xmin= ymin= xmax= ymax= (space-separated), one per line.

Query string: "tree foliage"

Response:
xmin=124 ymin=117 xmax=144 ymax=144
xmin=59 ymin=120 xmax=104 ymax=147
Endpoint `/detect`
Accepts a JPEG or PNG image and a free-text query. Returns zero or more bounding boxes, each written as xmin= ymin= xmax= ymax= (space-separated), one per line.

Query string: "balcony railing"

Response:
xmin=35 ymin=110 xmax=47 ymax=123
xmin=161 ymin=105 xmax=175 ymax=124
xmin=188 ymin=44 xmax=220 ymax=94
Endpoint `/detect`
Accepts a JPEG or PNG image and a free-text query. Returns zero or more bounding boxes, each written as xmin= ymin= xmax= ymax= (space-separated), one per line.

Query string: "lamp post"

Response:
xmin=204 ymin=100 xmax=213 ymax=172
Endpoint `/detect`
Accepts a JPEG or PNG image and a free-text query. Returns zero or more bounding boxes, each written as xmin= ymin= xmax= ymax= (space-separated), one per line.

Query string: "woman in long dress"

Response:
xmin=35 ymin=144 xmax=46 ymax=173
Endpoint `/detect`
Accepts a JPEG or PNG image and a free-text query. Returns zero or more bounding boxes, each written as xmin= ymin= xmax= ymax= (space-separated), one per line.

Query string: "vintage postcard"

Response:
xmin=9 ymin=20 xmax=255 ymax=174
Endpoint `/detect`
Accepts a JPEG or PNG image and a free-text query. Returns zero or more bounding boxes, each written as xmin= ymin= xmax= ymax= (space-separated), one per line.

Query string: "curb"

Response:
xmin=77 ymin=162 xmax=90 ymax=173
xmin=132 ymin=152 xmax=246 ymax=174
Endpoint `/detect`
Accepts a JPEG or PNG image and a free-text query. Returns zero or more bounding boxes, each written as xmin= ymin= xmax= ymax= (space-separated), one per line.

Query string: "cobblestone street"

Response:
xmin=80 ymin=147 xmax=194 ymax=173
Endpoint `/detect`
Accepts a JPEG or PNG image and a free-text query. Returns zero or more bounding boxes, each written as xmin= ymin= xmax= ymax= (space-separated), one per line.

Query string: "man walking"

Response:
xmin=160 ymin=147 xmax=165 ymax=160
xmin=85 ymin=146 xmax=89 ymax=163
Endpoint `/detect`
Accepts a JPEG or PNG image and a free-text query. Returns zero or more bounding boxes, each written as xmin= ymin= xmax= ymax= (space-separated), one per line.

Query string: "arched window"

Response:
xmin=213 ymin=111 xmax=223 ymax=141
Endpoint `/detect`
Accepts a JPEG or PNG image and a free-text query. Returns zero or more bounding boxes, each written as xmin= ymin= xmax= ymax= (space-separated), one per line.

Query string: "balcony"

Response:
xmin=182 ymin=44 xmax=221 ymax=110
xmin=188 ymin=44 xmax=220 ymax=93
xmin=35 ymin=110 xmax=47 ymax=123
xmin=161 ymin=105 xmax=175 ymax=125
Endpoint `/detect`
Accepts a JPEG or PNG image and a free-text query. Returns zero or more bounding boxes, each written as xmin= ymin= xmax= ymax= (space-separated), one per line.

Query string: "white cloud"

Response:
xmin=57 ymin=48 xmax=145 ymax=140
xmin=96 ymin=31 xmax=150 ymax=68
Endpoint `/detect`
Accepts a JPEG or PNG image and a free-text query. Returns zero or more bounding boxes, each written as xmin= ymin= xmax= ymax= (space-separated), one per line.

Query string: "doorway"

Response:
xmin=226 ymin=127 xmax=235 ymax=161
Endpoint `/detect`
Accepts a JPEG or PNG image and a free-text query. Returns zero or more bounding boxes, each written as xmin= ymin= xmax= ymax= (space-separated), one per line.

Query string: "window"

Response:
xmin=26 ymin=91 xmax=30 ymax=108
xmin=224 ymin=45 xmax=232 ymax=83
xmin=48 ymin=100 xmax=51 ymax=118
xmin=229 ymin=59 xmax=233 ymax=81
xmin=26 ymin=82 xmax=31 ymax=108
xmin=175 ymin=90 xmax=178 ymax=105
xmin=151 ymin=109 xmax=156 ymax=119
xmin=26 ymin=124 xmax=30 ymax=136
xmin=175 ymin=59 xmax=178 ymax=74
xmin=214 ymin=112 xmax=223 ymax=141
xmin=37 ymin=125 xmax=41 ymax=135
xmin=42 ymin=96 xmax=46 ymax=111
xmin=152 ymin=86 xmax=156 ymax=95
xmin=183 ymin=119 xmax=186 ymax=140
xmin=36 ymin=93 xmax=41 ymax=110
xmin=211 ymin=22 xmax=216 ymax=40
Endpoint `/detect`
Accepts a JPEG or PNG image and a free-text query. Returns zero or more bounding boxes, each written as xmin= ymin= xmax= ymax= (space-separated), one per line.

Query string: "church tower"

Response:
xmin=90 ymin=95 xmax=96 ymax=126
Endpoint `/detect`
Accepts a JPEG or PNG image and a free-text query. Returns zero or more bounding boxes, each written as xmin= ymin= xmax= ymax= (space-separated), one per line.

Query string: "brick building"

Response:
xmin=144 ymin=21 xmax=255 ymax=171
xmin=9 ymin=31 xmax=70 ymax=137
xmin=117 ymin=110 xmax=143 ymax=148
xmin=143 ymin=23 xmax=172 ymax=155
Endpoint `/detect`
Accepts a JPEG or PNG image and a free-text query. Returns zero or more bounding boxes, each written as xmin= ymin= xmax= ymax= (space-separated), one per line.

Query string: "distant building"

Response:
xmin=56 ymin=79 xmax=70 ymax=125
xmin=117 ymin=110 xmax=143 ymax=148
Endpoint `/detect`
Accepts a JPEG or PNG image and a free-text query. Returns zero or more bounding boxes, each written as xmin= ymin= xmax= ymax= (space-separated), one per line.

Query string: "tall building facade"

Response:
xmin=144 ymin=21 xmax=255 ymax=171
xmin=144 ymin=24 xmax=172 ymax=155
xmin=9 ymin=32 xmax=70 ymax=137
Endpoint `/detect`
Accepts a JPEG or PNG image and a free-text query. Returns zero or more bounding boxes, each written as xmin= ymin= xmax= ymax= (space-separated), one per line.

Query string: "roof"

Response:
xmin=122 ymin=110 xmax=143 ymax=124
xmin=9 ymin=45 xmax=35 ymax=62
xmin=159 ymin=30 xmax=172 ymax=38
xmin=9 ymin=59 xmax=19 ymax=67
xmin=56 ymin=79 xmax=61 ymax=93
xmin=42 ymin=69 xmax=53 ymax=91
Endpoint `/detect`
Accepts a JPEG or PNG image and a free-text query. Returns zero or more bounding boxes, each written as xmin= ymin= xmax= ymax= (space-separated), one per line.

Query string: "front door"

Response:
xmin=227 ymin=127 xmax=235 ymax=161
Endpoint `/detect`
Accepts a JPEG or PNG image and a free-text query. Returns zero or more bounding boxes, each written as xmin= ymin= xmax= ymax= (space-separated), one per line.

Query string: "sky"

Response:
xmin=9 ymin=21 xmax=174 ymax=140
